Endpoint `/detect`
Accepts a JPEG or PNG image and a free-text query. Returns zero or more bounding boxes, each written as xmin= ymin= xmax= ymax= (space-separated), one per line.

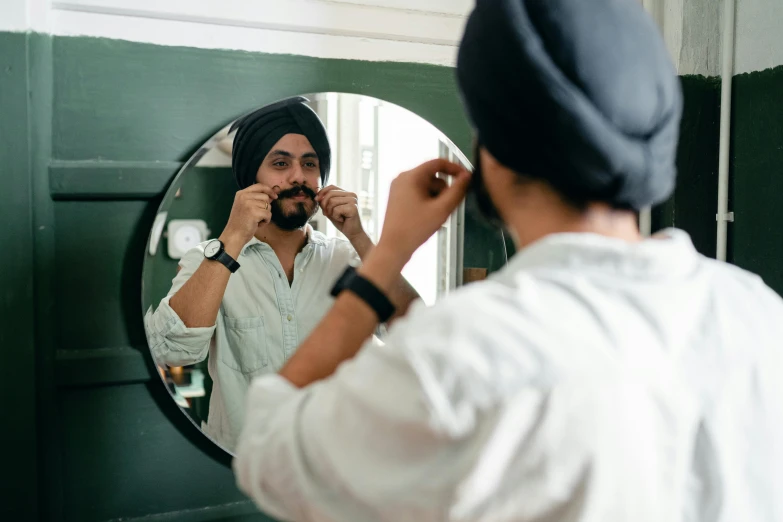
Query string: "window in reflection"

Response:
xmin=310 ymin=94 xmax=456 ymax=306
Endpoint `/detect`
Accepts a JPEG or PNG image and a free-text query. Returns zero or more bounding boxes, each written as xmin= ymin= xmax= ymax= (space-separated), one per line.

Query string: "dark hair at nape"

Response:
xmin=510 ymin=170 xmax=591 ymax=212
xmin=511 ymin=169 xmax=640 ymax=214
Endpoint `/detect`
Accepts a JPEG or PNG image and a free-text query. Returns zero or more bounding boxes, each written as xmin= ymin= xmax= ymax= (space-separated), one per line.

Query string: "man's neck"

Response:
xmin=255 ymin=223 xmax=309 ymax=259
xmin=508 ymin=204 xmax=641 ymax=251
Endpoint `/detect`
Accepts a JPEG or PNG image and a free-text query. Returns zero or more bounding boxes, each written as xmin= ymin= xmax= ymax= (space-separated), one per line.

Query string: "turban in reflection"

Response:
xmin=230 ymin=96 xmax=331 ymax=190
xmin=457 ymin=0 xmax=683 ymax=210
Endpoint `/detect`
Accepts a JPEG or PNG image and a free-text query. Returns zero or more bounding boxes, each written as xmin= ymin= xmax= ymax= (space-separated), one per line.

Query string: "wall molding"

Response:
xmin=50 ymin=160 xmax=182 ymax=200
xmin=2 ymin=0 xmax=467 ymax=65
xmin=55 ymin=346 xmax=151 ymax=387
xmin=54 ymin=0 xmax=467 ymax=45
xmin=48 ymin=0 xmax=465 ymax=65
xmin=324 ymin=0 xmax=471 ymax=17
xmin=103 ymin=500 xmax=261 ymax=522
xmin=51 ymin=10 xmax=459 ymax=65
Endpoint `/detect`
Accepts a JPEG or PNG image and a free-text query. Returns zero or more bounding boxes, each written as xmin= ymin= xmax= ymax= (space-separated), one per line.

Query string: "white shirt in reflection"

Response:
xmin=144 ymin=225 xmax=360 ymax=452
xmin=233 ymin=228 xmax=783 ymax=522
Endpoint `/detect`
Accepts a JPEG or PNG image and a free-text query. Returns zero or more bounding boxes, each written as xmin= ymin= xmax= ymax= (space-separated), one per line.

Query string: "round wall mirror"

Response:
xmin=141 ymin=92 xmax=472 ymax=455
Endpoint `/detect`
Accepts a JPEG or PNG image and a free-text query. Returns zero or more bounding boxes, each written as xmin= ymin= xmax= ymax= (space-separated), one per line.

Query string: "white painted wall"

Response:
xmin=1 ymin=0 xmax=31 ymax=31
xmin=642 ymin=0 xmax=724 ymax=76
xmin=0 ymin=0 xmax=48 ymax=32
xmin=643 ymin=0 xmax=684 ymax=72
xmin=0 ymin=0 xmax=473 ymax=65
xmin=735 ymin=0 xmax=783 ymax=74
xmin=3 ymin=0 xmax=780 ymax=72
xmin=643 ymin=0 xmax=783 ymax=76
xmin=679 ymin=0 xmax=723 ymax=76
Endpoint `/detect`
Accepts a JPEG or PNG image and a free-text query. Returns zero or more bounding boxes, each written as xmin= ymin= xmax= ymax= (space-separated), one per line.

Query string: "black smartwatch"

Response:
xmin=330 ymin=265 xmax=395 ymax=323
xmin=203 ymin=239 xmax=240 ymax=273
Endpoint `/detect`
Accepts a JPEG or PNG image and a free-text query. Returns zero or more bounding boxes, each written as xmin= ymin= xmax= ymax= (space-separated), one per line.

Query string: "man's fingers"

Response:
xmin=319 ymin=192 xmax=356 ymax=209
xmin=243 ymin=193 xmax=273 ymax=203
xmin=325 ymin=197 xmax=358 ymax=216
xmin=409 ymin=159 xmax=468 ymax=184
xmin=315 ymin=185 xmax=342 ymax=201
xmin=241 ymin=196 xmax=273 ymax=212
xmin=252 ymin=206 xmax=272 ymax=224
xmin=318 ymin=189 xmax=354 ymax=203
xmin=432 ymin=168 xmax=472 ymax=215
xmin=401 ymin=158 xmax=470 ymax=208
xmin=247 ymin=198 xmax=272 ymax=212
xmin=331 ymin=203 xmax=355 ymax=223
xmin=428 ymin=177 xmax=449 ymax=198
xmin=245 ymin=184 xmax=278 ymax=198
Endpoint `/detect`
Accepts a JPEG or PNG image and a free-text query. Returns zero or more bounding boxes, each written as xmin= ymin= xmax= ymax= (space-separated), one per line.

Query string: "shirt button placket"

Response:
xmin=282 ymin=290 xmax=297 ymax=356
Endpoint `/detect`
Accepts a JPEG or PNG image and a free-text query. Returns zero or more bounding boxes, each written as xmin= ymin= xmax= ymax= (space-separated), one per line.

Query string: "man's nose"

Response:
xmin=288 ymin=163 xmax=306 ymax=185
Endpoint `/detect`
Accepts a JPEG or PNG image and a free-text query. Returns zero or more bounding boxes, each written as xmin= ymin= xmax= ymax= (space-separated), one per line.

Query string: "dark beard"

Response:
xmin=270 ymin=185 xmax=319 ymax=230
xmin=467 ymin=141 xmax=505 ymax=228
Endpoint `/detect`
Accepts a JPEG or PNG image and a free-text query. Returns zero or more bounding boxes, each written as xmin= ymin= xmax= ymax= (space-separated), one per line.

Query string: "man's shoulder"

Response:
xmin=377 ymin=280 xmax=554 ymax=435
xmin=709 ymin=257 xmax=759 ymax=280
xmin=313 ymin=230 xmax=360 ymax=258
xmin=312 ymin=229 xmax=347 ymax=247
xmin=700 ymin=256 xmax=783 ymax=311
xmin=387 ymin=278 xmax=536 ymax=353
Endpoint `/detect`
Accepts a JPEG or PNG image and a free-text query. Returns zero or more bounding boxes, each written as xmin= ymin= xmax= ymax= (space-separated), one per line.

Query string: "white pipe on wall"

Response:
xmin=640 ymin=207 xmax=652 ymax=237
xmin=716 ymin=0 xmax=737 ymax=262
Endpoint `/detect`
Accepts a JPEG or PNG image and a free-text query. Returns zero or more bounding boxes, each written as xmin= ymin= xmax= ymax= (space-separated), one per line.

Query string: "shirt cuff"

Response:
xmin=144 ymin=297 xmax=216 ymax=362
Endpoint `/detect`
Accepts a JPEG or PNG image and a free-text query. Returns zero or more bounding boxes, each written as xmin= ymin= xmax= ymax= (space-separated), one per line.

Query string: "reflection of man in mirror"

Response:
xmin=232 ymin=1 xmax=783 ymax=520
xmin=145 ymin=97 xmax=421 ymax=451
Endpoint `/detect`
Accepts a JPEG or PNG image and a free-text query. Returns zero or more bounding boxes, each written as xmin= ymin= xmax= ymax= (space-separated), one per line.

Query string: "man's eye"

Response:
xmin=305 ymin=162 xmax=317 ymax=168
xmin=273 ymin=161 xmax=288 ymax=167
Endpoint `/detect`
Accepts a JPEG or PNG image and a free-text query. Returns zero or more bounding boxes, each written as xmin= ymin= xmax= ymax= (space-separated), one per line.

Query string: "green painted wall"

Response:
xmin=653 ymin=75 xmax=722 ymax=257
xmin=2 ymin=30 xmax=778 ymax=522
xmin=0 ymin=30 xmax=38 ymax=522
xmin=731 ymin=65 xmax=783 ymax=295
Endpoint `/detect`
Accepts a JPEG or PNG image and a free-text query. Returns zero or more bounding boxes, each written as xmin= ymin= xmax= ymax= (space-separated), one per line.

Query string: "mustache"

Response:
xmin=277 ymin=185 xmax=317 ymax=200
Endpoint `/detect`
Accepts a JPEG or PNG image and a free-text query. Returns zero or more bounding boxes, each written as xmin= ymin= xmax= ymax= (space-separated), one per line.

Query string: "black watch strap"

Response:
xmin=331 ymin=266 xmax=395 ymax=323
xmin=216 ymin=250 xmax=241 ymax=273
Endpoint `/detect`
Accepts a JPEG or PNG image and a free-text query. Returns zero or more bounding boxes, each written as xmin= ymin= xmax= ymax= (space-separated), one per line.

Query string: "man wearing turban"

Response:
xmin=146 ymin=97 xmax=421 ymax=452
xmin=234 ymin=2 xmax=783 ymax=521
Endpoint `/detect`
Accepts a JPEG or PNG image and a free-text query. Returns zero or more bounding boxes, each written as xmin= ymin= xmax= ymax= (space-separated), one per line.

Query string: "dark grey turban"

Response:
xmin=457 ymin=0 xmax=683 ymax=210
xmin=230 ymin=96 xmax=331 ymax=190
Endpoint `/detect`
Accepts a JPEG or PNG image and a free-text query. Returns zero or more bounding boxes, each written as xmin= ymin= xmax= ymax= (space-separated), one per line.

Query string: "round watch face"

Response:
xmin=204 ymin=239 xmax=222 ymax=259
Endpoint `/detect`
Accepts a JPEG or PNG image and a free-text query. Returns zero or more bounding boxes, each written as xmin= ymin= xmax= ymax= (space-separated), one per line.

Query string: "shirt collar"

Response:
xmin=493 ymin=228 xmax=701 ymax=283
xmin=240 ymin=224 xmax=328 ymax=255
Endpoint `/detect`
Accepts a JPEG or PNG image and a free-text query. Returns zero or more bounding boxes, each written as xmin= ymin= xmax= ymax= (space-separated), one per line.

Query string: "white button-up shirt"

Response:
xmin=233 ymin=229 xmax=783 ymax=522
xmin=144 ymin=226 xmax=360 ymax=451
